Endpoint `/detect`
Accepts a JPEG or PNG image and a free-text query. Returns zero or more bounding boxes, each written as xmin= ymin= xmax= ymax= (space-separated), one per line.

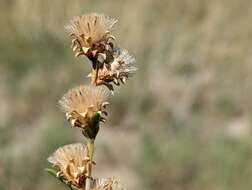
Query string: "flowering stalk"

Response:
xmin=46 ymin=12 xmax=136 ymax=190
xmin=86 ymin=138 xmax=95 ymax=190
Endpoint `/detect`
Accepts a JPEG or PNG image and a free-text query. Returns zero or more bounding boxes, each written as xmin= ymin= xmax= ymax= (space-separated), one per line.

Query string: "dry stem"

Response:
xmin=85 ymin=138 xmax=95 ymax=190
xmin=91 ymin=66 xmax=99 ymax=85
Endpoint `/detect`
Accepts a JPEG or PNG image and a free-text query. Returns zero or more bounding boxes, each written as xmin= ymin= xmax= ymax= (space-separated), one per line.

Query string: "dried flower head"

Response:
xmin=66 ymin=13 xmax=117 ymax=58
xmin=59 ymin=85 xmax=110 ymax=129
xmin=92 ymin=178 xmax=126 ymax=190
xmin=90 ymin=48 xmax=136 ymax=90
xmin=47 ymin=143 xmax=90 ymax=188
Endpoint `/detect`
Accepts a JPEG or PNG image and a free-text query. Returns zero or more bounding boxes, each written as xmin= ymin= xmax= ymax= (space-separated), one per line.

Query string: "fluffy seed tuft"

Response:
xmin=66 ymin=13 xmax=117 ymax=58
xmin=59 ymin=85 xmax=110 ymax=128
xmin=91 ymin=48 xmax=137 ymax=90
xmin=47 ymin=143 xmax=90 ymax=188
xmin=92 ymin=178 xmax=126 ymax=190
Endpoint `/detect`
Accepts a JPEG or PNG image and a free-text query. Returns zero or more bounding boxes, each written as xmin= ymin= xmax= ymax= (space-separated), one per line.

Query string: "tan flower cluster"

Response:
xmin=47 ymin=143 xmax=90 ymax=188
xmin=47 ymin=12 xmax=134 ymax=190
xmin=66 ymin=13 xmax=136 ymax=91
xmin=66 ymin=13 xmax=117 ymax=58
xmin=59 ymin=85 xmax=109 ymax=129
xmin=92 ymin=178 xmax=125 ymax=190
xmin=88 ymin=48 xmax=136 ymax=90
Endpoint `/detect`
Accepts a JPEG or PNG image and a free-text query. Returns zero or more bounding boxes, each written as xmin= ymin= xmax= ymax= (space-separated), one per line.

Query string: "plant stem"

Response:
xmin=91 ymin=68 xmax=98 ymax=85
xmin=86 ymin=61 xmax=98 ymax=190
xmin=85 ymin=138 xmax=95 ymax=190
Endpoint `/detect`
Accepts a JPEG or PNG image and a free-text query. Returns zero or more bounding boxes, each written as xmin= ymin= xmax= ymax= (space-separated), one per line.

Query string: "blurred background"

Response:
xmin=1 ymin=0 xmax=252 ymax=189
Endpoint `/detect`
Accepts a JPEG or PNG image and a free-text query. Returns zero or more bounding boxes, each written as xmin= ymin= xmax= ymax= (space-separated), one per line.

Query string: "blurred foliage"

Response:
xmin=0 ymin=0 xmax=252 ymax=190
xmin=138 ymin=126 xmax=252 ymax=190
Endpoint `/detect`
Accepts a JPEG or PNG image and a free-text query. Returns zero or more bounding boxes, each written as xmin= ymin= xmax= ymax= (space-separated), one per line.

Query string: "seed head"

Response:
xmin=47 ymin=143 xmax=90 ymax=188
xmin=90 ymin=48 xmax=136 ymax=90
xmin=66 ymin=13 xmax=117 ymax=58
xmin=92 ymin=178 xmax=126 ymax=190
xmin=59 ymin=85 xmax=110 ymax=129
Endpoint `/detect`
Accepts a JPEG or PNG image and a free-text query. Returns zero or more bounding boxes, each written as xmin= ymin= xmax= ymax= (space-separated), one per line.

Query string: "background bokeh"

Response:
xmin=1 ymin=0 xmax=252 ymax=190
